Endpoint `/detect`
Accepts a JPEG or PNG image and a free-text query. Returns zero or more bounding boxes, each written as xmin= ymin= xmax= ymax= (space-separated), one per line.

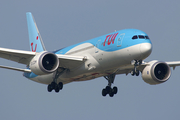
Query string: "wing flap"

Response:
xmin=57 ymin=54 xmax=86 ymax=61
xmin=57 ymin=54 xmax=87 ymax=69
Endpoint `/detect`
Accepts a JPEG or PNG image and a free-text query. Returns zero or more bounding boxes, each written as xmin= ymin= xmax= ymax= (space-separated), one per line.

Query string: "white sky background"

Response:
xmin=0 ymin=0 xmax=180 ymax=119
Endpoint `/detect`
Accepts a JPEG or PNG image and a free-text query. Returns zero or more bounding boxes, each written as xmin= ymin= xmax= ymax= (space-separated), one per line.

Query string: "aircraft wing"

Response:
xmin=0 ymin=47 xmax=86 ymax=71
xmin=115 ymin=61 xmax=180 ymax=75
xmin=0 ymin=47 xmax=35 ymax=65
xmin=166 ymin=61 xmax=180 ymax=70
xmin=56 ymin=54 xmax=86 ymax=69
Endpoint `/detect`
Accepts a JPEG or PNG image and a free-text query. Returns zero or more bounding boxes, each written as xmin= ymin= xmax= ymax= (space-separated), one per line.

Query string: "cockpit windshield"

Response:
xmin=132 ymin=35 xmax=138 ymax=39
xmin=138 ymin=35 xmax=145 ymax=39
xmin=132 ymin=35 xmax=149 ymax=40
xmin=145 ymin=36 xmax=149 ymax=39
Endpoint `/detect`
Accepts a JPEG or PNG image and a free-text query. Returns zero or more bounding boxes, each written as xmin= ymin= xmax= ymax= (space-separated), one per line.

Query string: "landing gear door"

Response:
xmin=117 ymin=33 xmax=125 ymax=47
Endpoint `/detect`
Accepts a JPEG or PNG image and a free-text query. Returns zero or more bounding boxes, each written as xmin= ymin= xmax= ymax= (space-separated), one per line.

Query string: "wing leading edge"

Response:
xmin=0 ymin=47 xmax=86 ymax=72
xmin=166 ymin=61 xmax=180 ymax=70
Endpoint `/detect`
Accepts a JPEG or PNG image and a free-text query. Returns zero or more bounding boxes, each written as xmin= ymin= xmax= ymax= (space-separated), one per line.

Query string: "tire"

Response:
xmin=113 ymin=86 xmax=118 ymax=94
xmin=105 ymin=86 xmax=111 ymax=93
xmin=55 ymin=85 xmax=60 ymax=93
xmin=135 ymin=70 xmax=140 ymax=76
xmin=47 ymin=84 xmax=53 ymax=92
xmin=51 ymin=82 xmax=56 ymax=89
xmin=102 ymin=89 xmax=107 ymax=96
xmin=109 ymin=92 xmax=114 ymax=97
xmin=131 ymin=70 xmax=135 ymax=76
xmin=58 ymin=82 xmax=63 ymax=90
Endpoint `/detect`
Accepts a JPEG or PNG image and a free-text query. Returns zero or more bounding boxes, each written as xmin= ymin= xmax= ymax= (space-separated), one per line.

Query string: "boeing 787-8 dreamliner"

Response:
xmin=0 ymin=12 xmax=179 ymax=97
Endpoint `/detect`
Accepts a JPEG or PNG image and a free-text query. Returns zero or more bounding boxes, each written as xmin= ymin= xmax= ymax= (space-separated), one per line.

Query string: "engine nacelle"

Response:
xmin=142 ymin=60 xmax=171 ymax=85
xmin=29 ymin=51 xmax=59 ymax=75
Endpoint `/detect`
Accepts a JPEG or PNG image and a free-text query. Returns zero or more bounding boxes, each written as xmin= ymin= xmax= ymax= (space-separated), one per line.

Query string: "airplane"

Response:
xmin=0 ymin=12 xmax=180 ymax=97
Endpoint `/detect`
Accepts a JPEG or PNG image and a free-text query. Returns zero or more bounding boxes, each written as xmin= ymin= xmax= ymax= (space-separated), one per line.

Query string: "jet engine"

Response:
xmin=141 ymin=60 xmax=171 ymax=85
xmin=29 ymin=51 xmax=59 ymax=75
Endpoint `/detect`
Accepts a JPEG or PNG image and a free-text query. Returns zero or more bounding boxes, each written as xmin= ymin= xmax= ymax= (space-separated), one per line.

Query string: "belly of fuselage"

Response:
xmin=26 ymin=42 xmax=147 ymax=85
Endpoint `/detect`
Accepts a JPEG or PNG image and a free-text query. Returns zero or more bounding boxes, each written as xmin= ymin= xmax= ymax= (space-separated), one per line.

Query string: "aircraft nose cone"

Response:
xmin=140 ymin=43 xmax=152 ymax=59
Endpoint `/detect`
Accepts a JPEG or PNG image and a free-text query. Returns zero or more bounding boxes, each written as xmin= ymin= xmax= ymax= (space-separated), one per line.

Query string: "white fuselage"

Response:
xmin=29 ymin=42 xmax=152 ymax=85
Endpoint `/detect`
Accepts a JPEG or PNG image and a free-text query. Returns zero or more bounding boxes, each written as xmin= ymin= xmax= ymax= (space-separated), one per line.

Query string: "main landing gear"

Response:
xmin=47 ymin=68 xmax=65 ymax=93
xmin=102 ymin=73 xmax=118 ymax=97
xmin=131 ymin=60 xmax=142 ymax=76
xmin=48 ymin=82 xmax=63 ymax=93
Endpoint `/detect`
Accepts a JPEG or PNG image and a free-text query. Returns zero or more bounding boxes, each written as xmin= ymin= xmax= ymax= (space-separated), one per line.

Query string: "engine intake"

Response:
xmin=142 ymin=61 xmax=171 ymax=85
xmin=30 ymin=51 xmax=59 ymax=75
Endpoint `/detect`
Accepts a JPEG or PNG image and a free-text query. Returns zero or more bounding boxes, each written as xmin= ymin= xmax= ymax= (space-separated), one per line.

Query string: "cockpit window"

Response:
xmin=138 ymin=35 xmax=145 ymax=39
xmin=132 ymin=35 xmax=150 ymax=40
xmin=132 ymin=35 xmax=138 ymax=39
xmin=145 ymin=36 xmax=149 ymax=39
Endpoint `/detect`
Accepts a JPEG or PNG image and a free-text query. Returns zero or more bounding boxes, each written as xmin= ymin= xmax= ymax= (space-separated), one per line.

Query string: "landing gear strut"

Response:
xmin=102 ymin=73 xmax=118 ymax=97
xmin=131 ymin=60 xmax=142 ymax=76
xmin=47 ymin=68 xmax=65 ymax=93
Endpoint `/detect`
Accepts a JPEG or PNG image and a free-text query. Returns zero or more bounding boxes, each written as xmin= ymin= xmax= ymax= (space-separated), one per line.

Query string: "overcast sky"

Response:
xmin=0 ymin=0 xmax=180 ymax=120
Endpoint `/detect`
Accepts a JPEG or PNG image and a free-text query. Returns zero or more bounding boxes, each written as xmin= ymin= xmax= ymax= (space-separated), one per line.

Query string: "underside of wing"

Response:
xmin=113 ymin=62 xmax=147 ymax=75
xmin=57 ymin=54 xmax=87 ymax=69
xmin=0 ymin=47 xmax=35 ymax=65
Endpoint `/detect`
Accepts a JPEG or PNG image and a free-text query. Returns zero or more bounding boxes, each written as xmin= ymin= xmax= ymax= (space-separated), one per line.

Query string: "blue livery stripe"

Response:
xmin=54 ymin=29 xmax=151 ymax=54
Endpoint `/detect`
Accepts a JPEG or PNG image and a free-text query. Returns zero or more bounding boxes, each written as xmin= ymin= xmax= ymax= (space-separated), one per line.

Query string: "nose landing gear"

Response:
xmin=131 ymin=60 xmax=142 ymax=76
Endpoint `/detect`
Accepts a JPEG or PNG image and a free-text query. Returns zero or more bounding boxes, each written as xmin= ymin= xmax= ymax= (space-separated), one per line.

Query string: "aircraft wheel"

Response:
xmin=51 ymin=82 xmax=56 ymax=89
xmin=113 ymin=86 xmax=118 ymax=94
xmin=105 ymin=86 xmax=111 ymax=93
xmin=135 ymin=70 xmax=140 ymax=76
xmin=109 ymin=91 xmax=114 ymax=97
xmin=58 ymin=82 xmax=63 ymax=90
xmin=55 ymin=85 xmax=60 ymax=93
xmin=102 ymin=89 xmax=107 ymax=96
xmin=47 ymin=84 xmax=53 ymax=92
xmin=131 ymin=70 xmax=135 ymax=76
